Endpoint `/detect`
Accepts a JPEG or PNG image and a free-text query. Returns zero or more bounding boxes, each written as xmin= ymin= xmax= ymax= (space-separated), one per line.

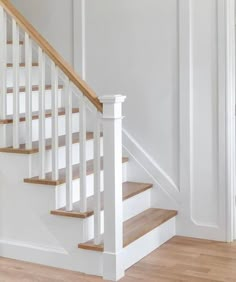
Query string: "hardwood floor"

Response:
xmin=1 ymin=236 xmax=236 ymax=281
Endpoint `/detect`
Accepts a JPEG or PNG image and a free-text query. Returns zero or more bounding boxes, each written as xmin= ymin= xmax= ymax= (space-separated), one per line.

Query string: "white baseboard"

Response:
xmin=0 ymin=238 xmax=103 ymax=276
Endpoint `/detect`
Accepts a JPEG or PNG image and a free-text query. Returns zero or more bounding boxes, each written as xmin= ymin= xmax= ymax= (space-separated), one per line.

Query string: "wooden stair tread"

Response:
xmin=51 ymin=182 xmax=153 ymax=218
xmin=0 ymin=132 xmax=95 ymax=154
xmin=24 ymin=157 xmax=129 ymax=186
xmin=6 ymin=84 xmax=63 ymax=94
xmin=7 ymin=40 xmax=24 ymax=45
xmin=78 ymin=208 xmax=177 ymax=252
xmin=0 ymin=107 xmax=79 ymax=125
xmin=7 ymin=63 xmax=39 ymax=68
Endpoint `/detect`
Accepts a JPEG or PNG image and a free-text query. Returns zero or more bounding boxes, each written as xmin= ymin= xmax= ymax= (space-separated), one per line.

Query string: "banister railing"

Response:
xmin=0 ymin=1 xmax=126 ymax=280
xmin=0 ymin=0 xmax=102 ymax=112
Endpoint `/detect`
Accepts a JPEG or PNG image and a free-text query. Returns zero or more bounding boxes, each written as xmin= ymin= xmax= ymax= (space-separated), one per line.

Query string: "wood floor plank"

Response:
xmin=1 ymin=237 xmax=236 ymax=281
xmin=78 ymin=208 xmax=177 ymax=252
xmin=51 ymin=182 xmax=153 ymax=218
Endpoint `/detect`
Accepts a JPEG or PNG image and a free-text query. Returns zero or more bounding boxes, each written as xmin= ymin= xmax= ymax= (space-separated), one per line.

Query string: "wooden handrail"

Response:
xmin=0 ymin=0 xmax=103 ymax=112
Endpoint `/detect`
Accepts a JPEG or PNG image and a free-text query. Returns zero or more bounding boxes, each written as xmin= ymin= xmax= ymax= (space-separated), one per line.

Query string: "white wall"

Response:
xmin=82 ymin=0 xmax=227 ymax=240
xmin=11 ymin=0 xmax=74 ymax=64
xmin=10 ymin=0 xmax=230 ymax=241
xmin=77 ymin=0 xmax=231 ymax=241
xmin=84 ymin=0 xmax=180 ymax=187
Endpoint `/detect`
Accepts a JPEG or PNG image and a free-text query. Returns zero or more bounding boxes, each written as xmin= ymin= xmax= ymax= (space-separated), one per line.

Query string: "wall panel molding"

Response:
xmin=177 ymin=0 xmax=235 ymax=241
xmin=217 ymin=0 xmax=236 ymax=241
xmin=178 ymin=0 xmax=193 ymax=225
xmin=72 ymin=0 xmax=86 ymax=78
xmin=71 ymin=0 xmax=233 ymax=241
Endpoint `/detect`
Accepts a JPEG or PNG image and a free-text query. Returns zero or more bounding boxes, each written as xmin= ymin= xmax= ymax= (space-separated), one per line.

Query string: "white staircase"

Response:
xmin=0 ymin=1 xmax=178 ymax=280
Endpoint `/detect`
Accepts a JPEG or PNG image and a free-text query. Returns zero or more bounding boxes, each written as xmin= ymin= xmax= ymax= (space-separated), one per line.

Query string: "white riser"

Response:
xmin=85 ymin=189 xmax=151 ymax=241
xmin=6 ymin=66 xmax=40 ymax=87
xmin=7 ymin=44 xmax=24 ymax=64
xmin=55 ymin=163 xmax=127 ymax=209
xmin=0 ymin=151 xmax=103 ymax=276
xmin=5 ymin=112 xmax=80 ymax=146
xmin=30 ymin=139 xmax=104 ymax=175
xmin=123 ymin=189 xmax=150 ymax=221
xmin=56 ymin=173 xmax=103 ymax=209
xmin=123 ymin=217 xmax=176 ymax=271
xmin=6 ymin=90 xmax=63 ymax=115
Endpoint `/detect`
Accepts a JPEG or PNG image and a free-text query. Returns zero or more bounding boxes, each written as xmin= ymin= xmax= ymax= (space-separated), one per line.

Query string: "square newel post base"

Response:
xmin=103 ymin=251 xmax=125 ymax=281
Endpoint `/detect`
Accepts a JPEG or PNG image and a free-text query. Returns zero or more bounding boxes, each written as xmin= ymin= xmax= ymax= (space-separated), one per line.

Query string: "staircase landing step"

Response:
xmin=78 ymin=208 xmax=177 ymax=252
xmin=24 ymin=157 xmax=129 ymax=186
xmin=0 ymin=107 xmax=79 ymax=125
xmin=51 ymin=182 xmax=153 ymax=218
xmin=0 ymin=132 xmax=95 ymax=154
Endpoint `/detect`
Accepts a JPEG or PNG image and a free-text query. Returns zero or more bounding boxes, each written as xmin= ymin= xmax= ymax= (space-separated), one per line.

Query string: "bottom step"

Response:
xmin=78 ymin=208 xmax=177 ymax=252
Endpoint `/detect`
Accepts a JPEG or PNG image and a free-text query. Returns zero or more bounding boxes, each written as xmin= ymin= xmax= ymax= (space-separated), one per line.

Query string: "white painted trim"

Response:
xmin=224 ymin=0 xmax=236 ymax=241
xmin=100 ymin=95 xmax=126 ymax=281
xmin=123 ymin=129 xmax=180 ymax=204
xmin=0 ymin=238 xmax=103 ymax=276
xmin=0 ymin=238 xmax=67 ymax=255
xmin=217 ymin=0 xmax=228 ymax=241
xmin=215 ymin=0 xmax=236 ymax=242
xmin=177 ymin=0 xmax=230 ymax=240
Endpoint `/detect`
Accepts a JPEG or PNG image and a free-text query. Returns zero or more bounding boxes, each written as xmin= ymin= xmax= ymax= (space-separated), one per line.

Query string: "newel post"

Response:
xmin=99 ymin=95 xmax=126 ymax=281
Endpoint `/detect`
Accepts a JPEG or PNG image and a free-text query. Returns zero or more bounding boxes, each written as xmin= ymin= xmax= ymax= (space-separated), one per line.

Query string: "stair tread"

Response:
xmin=6 ymin=84 xmax=63 ymax=94
xmin=0 ymin=107 xmax=79 ymax=125
xmin=7 ymin=40 xmax=24 ymax=45
xmin=51 ymin=182 xmax=153 ymax=218
xmin=7 ymin=63 xmax=39 ymax=68
xmin=24 ymin=157 xmax=129 ymax=186
xmin=0 ymin=132 xmax=95 ymax=154
xmin=78 ymin=208 xmax=177 ymax=252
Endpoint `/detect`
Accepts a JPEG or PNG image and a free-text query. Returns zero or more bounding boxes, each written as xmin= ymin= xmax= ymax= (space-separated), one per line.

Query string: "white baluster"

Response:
xmin=99 ymin=95 xmax=126 ymax=281
xmin=65 ymin=79 xmax=73 ymax=211
xmin=51 ymin=62 xmax=59 ymax=180
xmin=25 ymin=33 xmax=32 ymax=150
xmin=12 ymin=19 xmax=20 ymax=149
xmin=0 ymin=7 xmax=7 ymax=120
xmin=38 ymin=48 xmax=46 ymax=179
xmin=0 ymin=7 xmax=7 ymax=147
xmin=93 ymin=111 xmax=101 ymax=245
xmin=79 ymin=96 xmax=87 ymax=213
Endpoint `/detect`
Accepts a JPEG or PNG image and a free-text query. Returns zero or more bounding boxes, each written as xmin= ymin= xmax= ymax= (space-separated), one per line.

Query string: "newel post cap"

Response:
xmin=99 ymin=95 xmax=126 ymax=104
